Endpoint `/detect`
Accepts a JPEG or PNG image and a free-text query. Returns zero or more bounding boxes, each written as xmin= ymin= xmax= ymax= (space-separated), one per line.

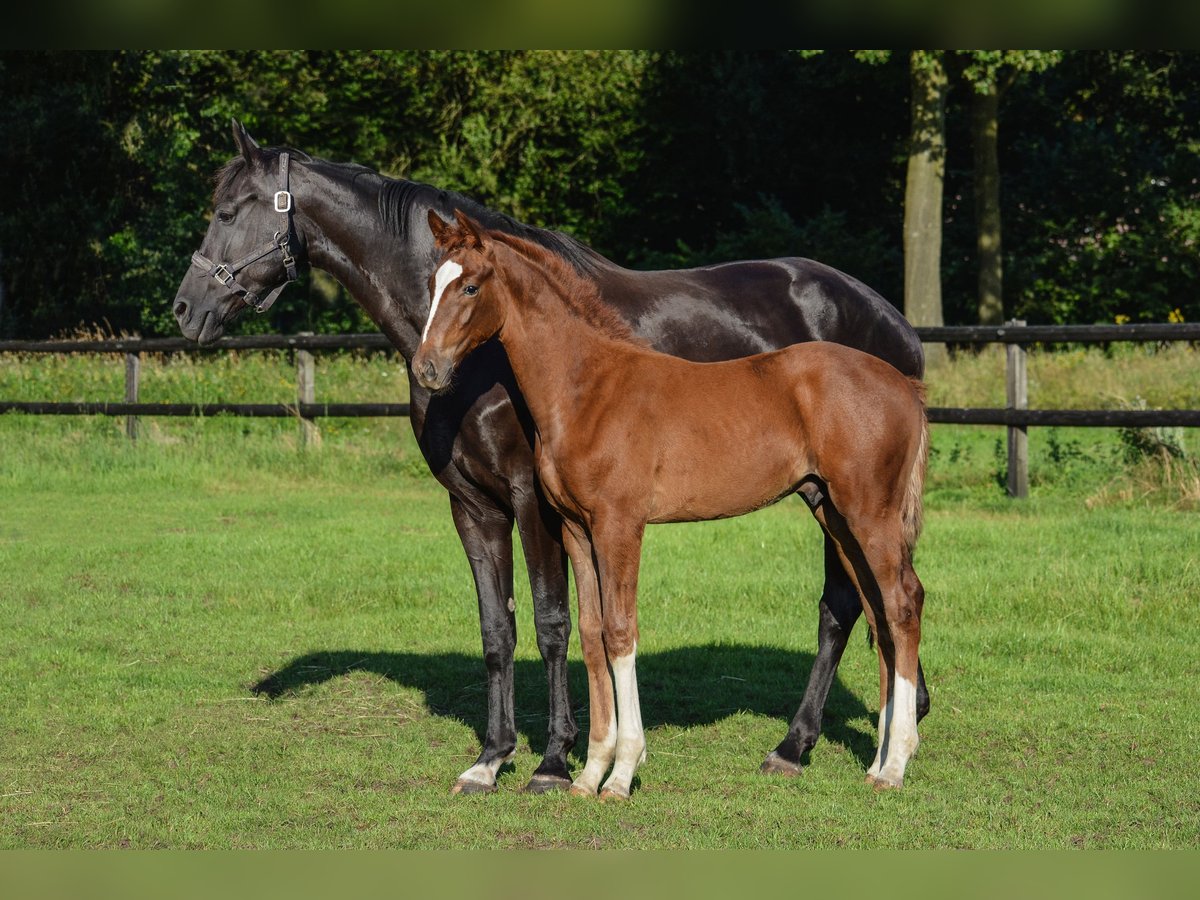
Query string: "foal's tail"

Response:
xmin=900 ymin=378 xmax=929 ymax=554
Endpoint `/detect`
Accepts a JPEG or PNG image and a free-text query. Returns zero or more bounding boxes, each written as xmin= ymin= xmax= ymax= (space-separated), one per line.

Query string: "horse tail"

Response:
xmin=900 ymin=378 xmax=929 ymax=555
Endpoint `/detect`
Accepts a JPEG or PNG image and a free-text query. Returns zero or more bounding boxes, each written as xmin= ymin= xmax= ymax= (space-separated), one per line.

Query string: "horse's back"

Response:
xmin=593 ymin=256 xmax=923 ymax=379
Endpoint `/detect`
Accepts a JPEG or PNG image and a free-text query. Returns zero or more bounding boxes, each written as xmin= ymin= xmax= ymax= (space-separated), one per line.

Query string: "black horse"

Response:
xmin=173 ymin=120 xmax=929 ymax=794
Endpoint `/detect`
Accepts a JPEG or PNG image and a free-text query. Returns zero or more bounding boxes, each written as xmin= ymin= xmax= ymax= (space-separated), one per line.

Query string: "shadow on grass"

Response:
xmin=252 ymin=643 xmax=876 ymax=768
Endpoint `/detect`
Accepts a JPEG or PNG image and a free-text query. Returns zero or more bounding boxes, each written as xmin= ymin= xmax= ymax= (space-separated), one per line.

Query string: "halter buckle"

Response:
xmin=274 ymin=191 xmax=293 ymax=213
xmin=213 ymin=265 xmax=234 ymax=286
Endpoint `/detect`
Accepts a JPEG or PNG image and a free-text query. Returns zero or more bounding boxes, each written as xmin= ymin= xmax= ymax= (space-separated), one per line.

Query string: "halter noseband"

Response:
xmin=190 ymin=151 xmax=299 ymax=314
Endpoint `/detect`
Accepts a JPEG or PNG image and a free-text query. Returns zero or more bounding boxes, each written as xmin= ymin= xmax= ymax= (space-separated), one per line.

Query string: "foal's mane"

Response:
xmin=483 ymin=228 xmax=644 ymax=346
xmin=214 ymin=150 xmax=603 ymax=277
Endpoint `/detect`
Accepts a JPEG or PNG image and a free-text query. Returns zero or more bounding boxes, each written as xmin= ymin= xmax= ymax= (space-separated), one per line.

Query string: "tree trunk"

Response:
xmin=973 ymin=85 xmax=1003 ymax=325
xmin=904 ymin=51 xmax=948 ymax=366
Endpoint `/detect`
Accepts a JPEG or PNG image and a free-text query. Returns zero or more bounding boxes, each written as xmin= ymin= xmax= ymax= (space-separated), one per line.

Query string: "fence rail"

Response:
xmin=3 ymin=322 xmax=1198 ymax=497
xmin=0 ymin=402 xmax=411 ymax=418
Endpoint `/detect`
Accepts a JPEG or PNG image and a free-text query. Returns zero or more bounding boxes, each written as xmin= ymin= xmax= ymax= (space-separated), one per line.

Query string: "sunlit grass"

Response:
xmin=1 ymin=345 xmax=1198 ymax=847
xmin=926 ymin=341 xmax=1200 ymax=410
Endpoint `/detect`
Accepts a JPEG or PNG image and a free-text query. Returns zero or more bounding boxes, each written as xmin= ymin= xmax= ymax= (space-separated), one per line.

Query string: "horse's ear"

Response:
xmin=231 ymin=118 xmax=263 ymax=166
xmin=453 ymin=209 xmax=486 ymax=251
xmin=427 ymin=210 xmax=455 ymax=248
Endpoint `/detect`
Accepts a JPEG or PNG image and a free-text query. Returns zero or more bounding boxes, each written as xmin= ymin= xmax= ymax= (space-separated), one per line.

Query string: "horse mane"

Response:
xmin=212 ymin=147 xmax=315 ymax=205
xmin=214 ymin=148 xmax=604 ymax=279
xmin=381 ymin=180 xmax=604 ymax=277
xmin=482 ymin=228 xmax=644 ymax=346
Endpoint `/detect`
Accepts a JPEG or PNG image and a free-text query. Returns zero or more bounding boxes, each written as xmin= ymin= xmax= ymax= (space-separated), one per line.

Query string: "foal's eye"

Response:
xmin=463 ymin=284 xmax=479 ymax=296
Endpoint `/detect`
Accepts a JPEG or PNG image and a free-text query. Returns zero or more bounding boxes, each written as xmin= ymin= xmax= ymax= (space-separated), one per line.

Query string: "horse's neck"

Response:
xmin=294 ymin=165 xmax=429 ymax=358
xmin=497 ymin=263 xmax=636 ymax=444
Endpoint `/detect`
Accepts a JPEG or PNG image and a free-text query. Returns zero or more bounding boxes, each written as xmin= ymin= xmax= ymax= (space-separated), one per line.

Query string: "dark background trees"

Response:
xmin=1 ymin=50 xmax=1196 ymax=340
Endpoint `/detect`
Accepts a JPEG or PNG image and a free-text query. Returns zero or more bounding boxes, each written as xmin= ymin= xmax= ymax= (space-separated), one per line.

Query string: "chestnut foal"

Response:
xmin=414 ymin=211 xmax=930 ymax=797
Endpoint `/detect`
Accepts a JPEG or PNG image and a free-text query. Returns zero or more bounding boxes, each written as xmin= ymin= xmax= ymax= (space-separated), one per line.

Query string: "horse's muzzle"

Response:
xmin=413 ymin=352 xmax=452 ymax=392
xmin=173 ymin=296 xmax=223 ymax=345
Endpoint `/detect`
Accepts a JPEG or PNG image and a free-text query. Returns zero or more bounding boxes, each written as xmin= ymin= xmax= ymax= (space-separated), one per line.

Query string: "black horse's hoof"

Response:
xmin=522 ymin=774 xmax=573 ymax=794
xmin=759 ymin=751 xmax=804 ymax=777
xmin=451 ymin=778 xmax=497 ymax=796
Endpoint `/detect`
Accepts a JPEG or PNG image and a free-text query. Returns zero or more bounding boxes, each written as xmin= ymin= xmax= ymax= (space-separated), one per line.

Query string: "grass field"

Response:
xmin=1 ymin=345 xmax=1199 ymax=848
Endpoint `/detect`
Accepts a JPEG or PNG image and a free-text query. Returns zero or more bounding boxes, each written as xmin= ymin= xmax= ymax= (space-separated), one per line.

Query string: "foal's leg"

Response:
xmin=447 ymin=496 xmax=517 ymax=794
xmin=562 ymin=522 xmax=618 ymax=798
xmin=870 ymin=556 xmax=923 ymax=789
xmin=594 ymin=521 xmax=647 ymax=801
xmin=514 ymin=490 xmax=578 ymax=793
xmin=828 ymin=516 xmax=922 ymax=789
xmin=763 ymin=531 xmax=930 ymax=777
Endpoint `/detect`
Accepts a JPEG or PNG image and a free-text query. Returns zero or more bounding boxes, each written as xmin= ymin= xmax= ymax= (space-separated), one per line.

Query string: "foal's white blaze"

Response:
xmin=422 ymin=260 xmax=463 ymax=342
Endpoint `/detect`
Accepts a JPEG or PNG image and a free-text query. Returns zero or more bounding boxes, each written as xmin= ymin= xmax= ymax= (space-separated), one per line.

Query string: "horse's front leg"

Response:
xmin=562 ymin=521 xmax=618 ymax=798
xmin=514 ymin=487 xmax=578 ymax=793
xmin=594 ymin=520 xmax=647 ymax=801
xmin=447 ymin=494 xmax=517 ymax=795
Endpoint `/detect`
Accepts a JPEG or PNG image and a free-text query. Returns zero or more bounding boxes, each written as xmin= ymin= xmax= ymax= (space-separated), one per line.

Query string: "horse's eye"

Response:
xmin=217 ymin=210 xmax=235 ymax=224
xmin=463 ymin=284 xmax=479 ymax=296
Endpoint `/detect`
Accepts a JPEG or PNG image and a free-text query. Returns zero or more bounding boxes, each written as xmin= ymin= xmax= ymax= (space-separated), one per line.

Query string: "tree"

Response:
xmin=958 ymin=52 xmax=1061 ymax=325
xmin=904 ymin=51 xmax=948 ymax=362
xmin=999 ymin=51 xmax=1200 ymax=325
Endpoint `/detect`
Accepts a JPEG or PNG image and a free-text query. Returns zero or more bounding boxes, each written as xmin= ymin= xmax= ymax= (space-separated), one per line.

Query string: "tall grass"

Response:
xmin=928 ymin=341 xmax=1200 ymax=410
xmin=4 ymin=342 xmax=1198 ymax=505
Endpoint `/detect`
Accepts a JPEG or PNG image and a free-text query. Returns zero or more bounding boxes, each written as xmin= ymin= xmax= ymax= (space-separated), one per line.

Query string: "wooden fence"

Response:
xmin=3 ymin=322 xmax=1199 ymax=498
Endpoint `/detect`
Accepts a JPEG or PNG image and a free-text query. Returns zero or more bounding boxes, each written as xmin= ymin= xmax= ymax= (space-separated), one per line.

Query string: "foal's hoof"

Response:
xmin=759 ymin=751 xmax=803 ymax=777
xmin=451 ymin=778 xmax=497 ymax=796
xmin=568 ymin=783 xmax=596 ymax=798
xmin=522 ymin=774 xmax=573 ymax=795
xmin=869 ymin=774 xmax=904 ymax=791
xmin=598 ymin=786 xmax=630 ymax=802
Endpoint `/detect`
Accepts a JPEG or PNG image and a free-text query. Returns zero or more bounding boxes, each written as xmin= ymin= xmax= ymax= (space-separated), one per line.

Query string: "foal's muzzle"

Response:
xmin=413 ymin=352 xmax=453 ymax=392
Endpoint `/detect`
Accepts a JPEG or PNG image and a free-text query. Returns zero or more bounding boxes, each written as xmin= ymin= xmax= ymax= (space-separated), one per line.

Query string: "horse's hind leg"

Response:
xmin=761 ymin=536 xmax=859 ymax=776
xmin=871 ymin=556 xmax=923 ymax=789
xmin=847 ymin=535 xmax=922 ymax=790
xmin=814 ymin=503 xmax=922 ymax=788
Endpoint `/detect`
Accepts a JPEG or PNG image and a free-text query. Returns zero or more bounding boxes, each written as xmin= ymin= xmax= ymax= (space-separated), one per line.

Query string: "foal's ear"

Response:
xmin=427 ymin=210 xmax=455 ymax=248
xmin=453 ymin=209 xmax=486 ymax=251
xmin=231 ymin=118 xmax=263 ymax=166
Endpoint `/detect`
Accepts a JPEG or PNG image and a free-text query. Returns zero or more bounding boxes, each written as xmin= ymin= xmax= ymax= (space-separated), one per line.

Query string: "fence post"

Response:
xmin=1005 ymin=319 xmax=1028 ymax=498
xmin=296 ymin=333 xmax=320 ymax=447
xmin=124 ymin=352 xmax=140 ymax=441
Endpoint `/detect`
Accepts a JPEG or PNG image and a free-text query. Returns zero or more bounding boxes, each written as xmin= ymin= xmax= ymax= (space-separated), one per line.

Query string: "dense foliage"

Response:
xmin=1 ymin=50 xmax=1197 ymax=338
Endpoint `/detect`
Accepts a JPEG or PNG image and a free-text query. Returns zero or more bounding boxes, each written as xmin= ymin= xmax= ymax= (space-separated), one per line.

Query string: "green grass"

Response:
xmin=2 ymin=347 xmax=1199 ymax=847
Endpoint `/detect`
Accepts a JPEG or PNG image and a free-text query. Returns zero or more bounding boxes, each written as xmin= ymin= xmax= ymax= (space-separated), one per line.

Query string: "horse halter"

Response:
xmin=189 ymin=151 xmax=299 ymax=314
